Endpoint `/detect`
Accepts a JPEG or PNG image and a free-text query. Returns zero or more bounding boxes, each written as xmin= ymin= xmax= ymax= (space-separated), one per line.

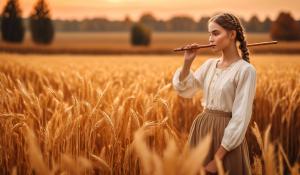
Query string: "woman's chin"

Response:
xmin=211 ymin=47 xmax=219 ymax=52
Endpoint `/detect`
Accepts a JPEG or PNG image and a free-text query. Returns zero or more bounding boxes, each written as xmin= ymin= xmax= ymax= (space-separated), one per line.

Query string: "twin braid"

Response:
xmin=224 ymin=13 xmax=250 ymax=63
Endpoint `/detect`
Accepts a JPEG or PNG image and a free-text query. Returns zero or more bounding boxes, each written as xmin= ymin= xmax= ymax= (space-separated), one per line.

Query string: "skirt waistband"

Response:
xmin=203 ymin=108 xmax=232 ymax=118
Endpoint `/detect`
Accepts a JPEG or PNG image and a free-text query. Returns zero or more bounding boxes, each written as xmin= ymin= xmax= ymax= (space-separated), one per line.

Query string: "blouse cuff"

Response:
xmin=221 ymin=142 xmax=231 ymax=152
xmin=173 ymin=67 xmax=193 ymax=91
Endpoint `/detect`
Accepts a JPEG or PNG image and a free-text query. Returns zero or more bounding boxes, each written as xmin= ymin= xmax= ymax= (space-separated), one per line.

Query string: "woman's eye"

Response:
xmin=209 ymin=32 xmax=218 ymax=37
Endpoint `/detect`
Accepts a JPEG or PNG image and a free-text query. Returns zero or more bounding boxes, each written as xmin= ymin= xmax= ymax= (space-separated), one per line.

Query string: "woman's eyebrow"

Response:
xmin=208 ymin=30 xmax=219 ymax=33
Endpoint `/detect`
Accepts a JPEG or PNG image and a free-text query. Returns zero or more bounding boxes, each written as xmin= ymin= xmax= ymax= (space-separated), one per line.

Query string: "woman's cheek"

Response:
xmin=214 ymin=36 xmax=223 ymax=49
xmin=217 ymin=35 xmax=228 ymax=49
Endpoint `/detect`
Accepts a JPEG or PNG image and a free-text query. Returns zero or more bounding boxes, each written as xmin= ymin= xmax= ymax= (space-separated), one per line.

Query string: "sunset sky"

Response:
xmin=0 ymin=0 xmax=299 ymax=21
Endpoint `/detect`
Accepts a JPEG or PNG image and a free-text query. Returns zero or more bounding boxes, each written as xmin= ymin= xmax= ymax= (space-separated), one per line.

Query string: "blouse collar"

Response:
xmin=215 ymin=58 xmax=243 ymax=71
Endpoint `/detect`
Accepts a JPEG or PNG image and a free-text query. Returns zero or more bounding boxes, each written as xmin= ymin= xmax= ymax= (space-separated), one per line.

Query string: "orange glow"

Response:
xmin=0 ymin=0 xmax=299 ymax=21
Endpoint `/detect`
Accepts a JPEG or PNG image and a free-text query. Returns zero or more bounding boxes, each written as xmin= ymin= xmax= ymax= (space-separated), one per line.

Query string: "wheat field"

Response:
xmin=0 ymin=53 xmax=299 ymax=175
xmin=1 ymin=32 xmax=300 ymax=54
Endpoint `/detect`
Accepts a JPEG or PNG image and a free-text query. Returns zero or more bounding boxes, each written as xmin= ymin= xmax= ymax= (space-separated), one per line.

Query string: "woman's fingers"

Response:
xmin=184 ymin=43 xmax=199 ymax=50
xmin=191 ymin=43 xmax=200 ymax=49
xmin=190 ymin=43 xmax=199 ymax=52
xmin=184 ymin=44 xmax=191 ymax=49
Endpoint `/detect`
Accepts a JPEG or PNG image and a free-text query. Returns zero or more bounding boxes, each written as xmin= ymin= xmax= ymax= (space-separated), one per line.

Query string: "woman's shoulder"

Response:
xmin=238 ymin=60 xmax=256 ymax=79
xmin=239 ymin=59 xmax=256 ymax=73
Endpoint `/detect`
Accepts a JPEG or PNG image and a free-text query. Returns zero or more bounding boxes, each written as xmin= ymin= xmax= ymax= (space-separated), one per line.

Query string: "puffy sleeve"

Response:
xmin=172 ymin=58 xmax=213 ymax=98
xmin=221 ymin=65 xmax=257 ymax=151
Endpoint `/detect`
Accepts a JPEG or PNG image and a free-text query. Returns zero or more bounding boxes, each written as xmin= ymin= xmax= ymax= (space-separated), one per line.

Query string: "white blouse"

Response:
xmin=172 ymin=58 xmax=257 ymax=151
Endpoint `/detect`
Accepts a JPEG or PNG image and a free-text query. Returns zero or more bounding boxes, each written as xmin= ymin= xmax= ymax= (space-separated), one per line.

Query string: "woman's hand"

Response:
xmin=204 ymin=159 xmax=218 ymax=174
xmin=204 ymin=146 xmax=228 ymax=174
xmin=183 ymin=43 xmax=200 ymax=64
xmin=179 ymin=43 xmax=200 ymax=82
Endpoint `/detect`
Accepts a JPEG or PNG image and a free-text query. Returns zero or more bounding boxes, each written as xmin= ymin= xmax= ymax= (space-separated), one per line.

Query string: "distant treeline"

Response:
xmin=1 ymin=13 xmax=298 ymax=33
xmin=39 ymin=14 xmax=300 ymax=33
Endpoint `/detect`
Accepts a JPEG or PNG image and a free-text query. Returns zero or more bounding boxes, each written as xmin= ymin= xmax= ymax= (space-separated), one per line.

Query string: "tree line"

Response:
xmin=3 ymin=13 xmax=274 ymax=33
xmin=55 ymin=14 xmax=274 ymax=33
xmin=1 ymin=0 xmax=300 ymax=46
xmin=1 ymin=0 xmax=54 ymax=44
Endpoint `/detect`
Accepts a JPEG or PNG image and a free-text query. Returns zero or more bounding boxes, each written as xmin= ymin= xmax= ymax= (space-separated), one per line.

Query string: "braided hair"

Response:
xmin=208 ymin=12 xmax=250 ymax=63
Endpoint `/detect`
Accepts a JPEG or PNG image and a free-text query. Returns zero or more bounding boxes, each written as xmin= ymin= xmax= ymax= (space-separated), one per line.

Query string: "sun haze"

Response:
xmin=0 ymin=0 xmax=299 ymax=21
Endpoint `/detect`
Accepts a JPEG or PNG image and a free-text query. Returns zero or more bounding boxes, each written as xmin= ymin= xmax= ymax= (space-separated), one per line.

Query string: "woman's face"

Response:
xmin=208 ymin=21 xmax=234 ymax=52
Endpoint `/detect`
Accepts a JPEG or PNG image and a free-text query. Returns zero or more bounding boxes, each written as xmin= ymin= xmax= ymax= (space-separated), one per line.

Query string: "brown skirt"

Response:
xmin=187 ymin=108 xmax=252 ymax=175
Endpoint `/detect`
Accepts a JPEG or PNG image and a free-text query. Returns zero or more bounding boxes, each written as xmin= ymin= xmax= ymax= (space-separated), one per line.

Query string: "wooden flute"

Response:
xmin=173 ymin=40 xmax=278 ymax=52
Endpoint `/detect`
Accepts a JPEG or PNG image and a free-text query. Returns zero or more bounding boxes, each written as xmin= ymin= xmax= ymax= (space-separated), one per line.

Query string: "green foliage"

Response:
xmin=1 ymin=0 xmax=25 ymax=43
xmin=130 ymin=23 xmax=151 ymax=46
xmin=30 ymin=0 xmax=55 ymax=44
xmin=271 ymin=12 xmax=300 ymax=41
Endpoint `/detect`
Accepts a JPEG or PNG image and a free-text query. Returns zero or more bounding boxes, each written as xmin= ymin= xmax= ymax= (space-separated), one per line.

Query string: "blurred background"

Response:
xmin=0 ymin=0 xmax=300 ymax=54
xmin=0 ymin=1 xmax=300 ymax=175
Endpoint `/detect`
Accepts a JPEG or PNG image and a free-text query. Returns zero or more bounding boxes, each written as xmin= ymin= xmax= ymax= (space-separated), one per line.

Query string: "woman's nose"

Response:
xmin=209 ymin=36 xmax=214 ymax=43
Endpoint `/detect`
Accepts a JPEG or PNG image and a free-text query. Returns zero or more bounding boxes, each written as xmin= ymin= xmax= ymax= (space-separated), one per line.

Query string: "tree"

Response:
xmin=1 ymin=0 xmax=25 ymax=43
xmin=246 ymin=15 xmax=263 ymax=32
xmin=139 ymin=13 xmax=158 ymax=31
xmin=196 ymin=16 xmax=210 ymax=32
xmin=124 ymin=15 xmax=132 ymax=30
xmin=262 ymin=16 xmax=272 ymax=32
xmin=271 ymin=11 xmax=300 ymax=41
xmin=139 ymin=13 xmax=156 ymax=24
xmin=130 ymin=23 xmax=151 ymax=46
xmin=167 ymin=15 xmax=196 ymax=31
xmin=30 ymin=0 xmax=54 ymax=44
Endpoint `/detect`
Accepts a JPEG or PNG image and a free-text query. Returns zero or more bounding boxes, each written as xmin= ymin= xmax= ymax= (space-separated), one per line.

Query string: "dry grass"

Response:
xmin=1 ymin=32 xmax=300 ymax=54
xmin=0 ymin=53 xmax=299 ymax=175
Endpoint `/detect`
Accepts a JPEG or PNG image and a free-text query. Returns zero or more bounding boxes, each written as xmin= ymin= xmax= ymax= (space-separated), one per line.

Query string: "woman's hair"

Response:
xmin=208 ymin=12 xmax=250 ymax=63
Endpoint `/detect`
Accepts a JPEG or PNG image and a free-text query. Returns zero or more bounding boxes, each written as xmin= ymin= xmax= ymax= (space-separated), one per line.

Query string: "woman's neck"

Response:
xmin=220 ymin=43 xmax=241 ymax=64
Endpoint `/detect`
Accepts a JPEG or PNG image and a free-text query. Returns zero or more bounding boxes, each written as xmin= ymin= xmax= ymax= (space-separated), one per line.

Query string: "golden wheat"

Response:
xmin=0 ymin=53 xmax=299 ymax=175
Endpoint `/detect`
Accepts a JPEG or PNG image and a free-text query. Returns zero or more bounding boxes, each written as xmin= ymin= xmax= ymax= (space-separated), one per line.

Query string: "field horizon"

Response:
xmin=1 ymin=32 xmax=300 ymax=55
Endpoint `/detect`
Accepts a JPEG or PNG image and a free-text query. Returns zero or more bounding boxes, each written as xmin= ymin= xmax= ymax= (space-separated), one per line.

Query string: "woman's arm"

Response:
xmin=172 ymin=58 xmax=213 ymax=98
xmin=221 ymin=65 xmax=257 ymax=151
xmin=179 ymin=60 xmax=193 ymax=81
xmin=204 ymin=145 xmax=228 ymax=173
xmin=215 ymin=145 xmax=228 ymax=160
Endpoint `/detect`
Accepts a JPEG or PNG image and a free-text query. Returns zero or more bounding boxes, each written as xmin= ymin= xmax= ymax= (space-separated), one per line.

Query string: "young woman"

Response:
xmin=172 ymin=12 xmax=256 ymax=175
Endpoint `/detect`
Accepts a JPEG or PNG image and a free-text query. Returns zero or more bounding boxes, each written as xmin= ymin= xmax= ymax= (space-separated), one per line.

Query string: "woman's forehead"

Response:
xmin=208 ymin=22 xmax=223 ymax=32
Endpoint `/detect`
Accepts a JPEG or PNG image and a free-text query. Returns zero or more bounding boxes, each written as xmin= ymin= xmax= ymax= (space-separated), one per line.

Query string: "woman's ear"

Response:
xmin=231 ymin=30 xmax=236 ymax=40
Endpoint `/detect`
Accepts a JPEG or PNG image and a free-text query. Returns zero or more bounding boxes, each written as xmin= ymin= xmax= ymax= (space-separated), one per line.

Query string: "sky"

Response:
xmin=0 ymin=0 xmax=299 ymax=21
